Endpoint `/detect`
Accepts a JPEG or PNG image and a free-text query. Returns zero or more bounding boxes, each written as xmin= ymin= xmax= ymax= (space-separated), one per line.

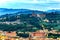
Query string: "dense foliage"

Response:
xmin=48 ymin=33 xmax=60 ymax=38
xmin=0 ymin=12 xmax=60 ymax=32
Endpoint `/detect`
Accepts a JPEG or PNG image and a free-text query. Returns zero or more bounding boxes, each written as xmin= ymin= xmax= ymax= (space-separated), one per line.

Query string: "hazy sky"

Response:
xmin=0 ymin=0 xmax=60 ymax=11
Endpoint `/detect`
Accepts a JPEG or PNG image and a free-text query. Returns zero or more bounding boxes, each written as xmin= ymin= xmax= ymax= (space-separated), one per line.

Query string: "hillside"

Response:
xmin=0 ymin=9 xmax=60 ymax=32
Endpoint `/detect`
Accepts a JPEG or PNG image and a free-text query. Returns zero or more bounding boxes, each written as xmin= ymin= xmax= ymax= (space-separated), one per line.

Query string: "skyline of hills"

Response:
xmin=0 ymin=8 xmax=60 ymax=16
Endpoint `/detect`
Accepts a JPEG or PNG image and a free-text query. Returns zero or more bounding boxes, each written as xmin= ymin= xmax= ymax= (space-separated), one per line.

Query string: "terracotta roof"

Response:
xmin=5 ymin=31 xmax=16 ymax=37
xmin=31 ymin=32 xmax=46 ymax=37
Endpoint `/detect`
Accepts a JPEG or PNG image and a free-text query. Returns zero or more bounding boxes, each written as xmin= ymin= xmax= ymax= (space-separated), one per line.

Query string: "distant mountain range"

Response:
xmin=0 ymin=8 xmax=46 ymax=15
xmin=0 ymin=8 xmax=60 ymax=16
xmin=0 ymin=8 xmax=60 ymax=18
xmin=47 ymin=9 xmax=60 ymax=13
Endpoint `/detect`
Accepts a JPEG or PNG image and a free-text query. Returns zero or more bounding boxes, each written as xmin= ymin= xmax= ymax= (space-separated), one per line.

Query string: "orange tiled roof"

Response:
xmin=5 ymin=31 xmax=16 ymax=37
xmin=31 ymin=32 xmax=46 ymax=37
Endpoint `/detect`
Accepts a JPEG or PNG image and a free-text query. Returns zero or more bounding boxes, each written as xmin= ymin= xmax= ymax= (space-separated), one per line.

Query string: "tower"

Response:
xmin=32 ymin=11 xmax=36 ymax=17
